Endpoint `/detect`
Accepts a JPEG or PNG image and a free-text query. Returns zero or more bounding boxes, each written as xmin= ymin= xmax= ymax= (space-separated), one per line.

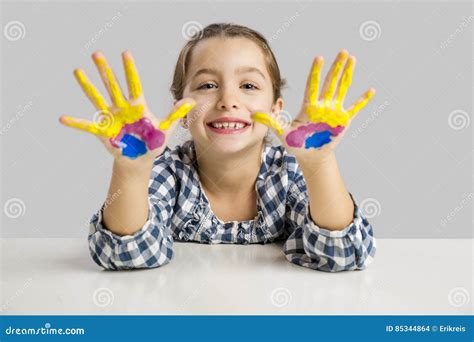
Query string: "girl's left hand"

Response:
xmin=251 ymin=49 xmax=375 ymax=164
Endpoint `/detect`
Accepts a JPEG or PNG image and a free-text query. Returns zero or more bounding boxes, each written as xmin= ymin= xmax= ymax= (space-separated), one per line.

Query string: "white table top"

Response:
xmin=1 ymin=238 xmax=472 ymax=315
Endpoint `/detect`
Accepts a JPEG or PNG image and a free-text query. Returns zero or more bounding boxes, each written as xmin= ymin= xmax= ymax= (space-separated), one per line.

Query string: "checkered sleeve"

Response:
xmin=283 ymin=157 xmax=377 ymax=272
xmin=87 ymin=147 xmax=177 ymax=270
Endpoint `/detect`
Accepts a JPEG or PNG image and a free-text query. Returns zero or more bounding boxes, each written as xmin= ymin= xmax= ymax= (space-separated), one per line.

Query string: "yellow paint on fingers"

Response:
xmin=159 ymin=102 xmax=195 ymax=130
xmin=252 ymin=112 xmax=284 ymax=135
xmin=74 ymin=69 xmax=109 ymax=111
xmin=347 ymin=88 xmax=376 ymax=118
xmin=123 ymin=52 xmax=143 ymax=100
xmin=93 ymin=53 xmax=127 ymax=107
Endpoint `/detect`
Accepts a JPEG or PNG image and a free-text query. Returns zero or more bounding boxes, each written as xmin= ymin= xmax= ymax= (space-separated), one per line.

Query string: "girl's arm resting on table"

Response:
xmin=88 ymin=147 xmax=177 ymax=270
xmin=283 ymin=155 xmax=377 ymax=272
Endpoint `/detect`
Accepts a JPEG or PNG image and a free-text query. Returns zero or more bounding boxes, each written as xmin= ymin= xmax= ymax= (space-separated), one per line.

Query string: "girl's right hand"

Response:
xmin=59 ymin=51 xmax=195 ymax=168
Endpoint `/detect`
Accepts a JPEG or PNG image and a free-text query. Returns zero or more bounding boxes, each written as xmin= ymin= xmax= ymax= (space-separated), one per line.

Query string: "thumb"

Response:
xmin=158 ymin=97 xmax=196 ymax=132
xmin=251 ymin=111 xmax=285 ymax=135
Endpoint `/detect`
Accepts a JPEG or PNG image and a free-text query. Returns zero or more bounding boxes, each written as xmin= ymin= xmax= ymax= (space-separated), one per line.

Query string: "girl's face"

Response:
xmin=182 ymin=37 xmax=283 ymax=155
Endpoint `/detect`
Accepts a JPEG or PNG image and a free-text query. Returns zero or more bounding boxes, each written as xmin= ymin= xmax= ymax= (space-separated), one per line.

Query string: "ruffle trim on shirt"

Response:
xmin=171 ymin=140 xmax=289 ymax=244
xmin=177 ymin=200 xmax=207 ymax=242
xmin=177 ymin=193 xmax=277 ymax=244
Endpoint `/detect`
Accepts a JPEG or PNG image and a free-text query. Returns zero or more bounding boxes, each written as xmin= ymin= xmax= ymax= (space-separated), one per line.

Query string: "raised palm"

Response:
xmin=59 ymin=51 xmax=195 ymax=161
xmin=252 ymin=49 xmax=375 ymax=159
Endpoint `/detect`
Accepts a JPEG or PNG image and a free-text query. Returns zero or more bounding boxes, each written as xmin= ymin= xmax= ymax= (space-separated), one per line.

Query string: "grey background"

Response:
xmin=1 ymin=0 xmax=472 ymax=238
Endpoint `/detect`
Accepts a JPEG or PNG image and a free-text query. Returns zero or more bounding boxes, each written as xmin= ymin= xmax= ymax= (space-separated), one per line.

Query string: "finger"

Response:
xmin=159 ymin=99 xmax=196 ymax=130
xmin=59 ymin=115 xmax=109 ymax=137
xmin=320 ymin=49 xmax=349 ymax=101
xmin=73 ymin=69 xmax=109 ymax=111
xmin=122 ymin=51 xmax=143 ymax=100
xmin=308 ymin=57 xmax=324 ymax=106
xmin=251 ymin=112 xmax=285 ymax=135
xmin=297 ymin=57 xmax=323 ymax=123
xmin=92 ymin=51 xmax=127 ymax=107
xmin=335 ymin=56 xmax=355 ymax=105
xmin=347 ymin=88 xmax=376 ymax=118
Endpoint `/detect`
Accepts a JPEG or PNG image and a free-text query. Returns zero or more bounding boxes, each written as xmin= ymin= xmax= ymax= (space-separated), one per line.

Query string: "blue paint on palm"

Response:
xmin=120 ymin=134 xmax=147 ymax=159
xmin=305 ymin=130 xmax=332 ymax=149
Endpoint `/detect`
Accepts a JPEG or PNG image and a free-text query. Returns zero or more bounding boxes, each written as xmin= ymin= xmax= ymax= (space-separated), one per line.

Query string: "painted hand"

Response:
xmin=59 ymin=51 xmax=195 ymax=159
xmin=252 ymin=49 xmax=375 ymax=157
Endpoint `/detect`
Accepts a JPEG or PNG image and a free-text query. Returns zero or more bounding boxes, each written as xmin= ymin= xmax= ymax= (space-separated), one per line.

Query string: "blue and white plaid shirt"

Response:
xmin=88 ymin=140 xmax=376 ymax=272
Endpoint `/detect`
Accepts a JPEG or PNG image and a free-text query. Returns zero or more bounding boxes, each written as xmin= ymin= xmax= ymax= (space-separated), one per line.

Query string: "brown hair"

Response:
xmin=170 ymin=22 xmax=286 ymax=103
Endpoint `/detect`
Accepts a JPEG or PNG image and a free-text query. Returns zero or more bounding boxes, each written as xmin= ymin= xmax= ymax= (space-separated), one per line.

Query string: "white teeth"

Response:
xmin=210 ymin=122 xmax=247 ymax=129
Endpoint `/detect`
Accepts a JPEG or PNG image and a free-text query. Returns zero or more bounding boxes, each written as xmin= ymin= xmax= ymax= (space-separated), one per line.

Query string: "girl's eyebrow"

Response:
xmin=235 ymin=66 xmax=266 ymax=80
xmin=191 ymin=66 xmax=266 ymax=80
xmin=191 ymin=68 xmax=217 ymax=79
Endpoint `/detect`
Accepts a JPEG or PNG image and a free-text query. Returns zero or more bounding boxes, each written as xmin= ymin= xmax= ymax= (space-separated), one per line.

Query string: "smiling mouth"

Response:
xmin=207 ymin=121 xmax=250 ymax=129
xmin=206 ymin=121 xmax=251 ymax=134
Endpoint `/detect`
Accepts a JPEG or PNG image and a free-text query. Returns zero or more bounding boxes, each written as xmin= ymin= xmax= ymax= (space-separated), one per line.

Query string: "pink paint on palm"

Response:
xmin=286 ymin=123 xmax=345 ymax=147
xmin=111 ymin=117 xmax=165 ymax=150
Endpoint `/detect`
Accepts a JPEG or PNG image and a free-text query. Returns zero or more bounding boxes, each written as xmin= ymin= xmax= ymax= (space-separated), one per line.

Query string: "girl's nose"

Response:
xmin=217 ymin=89 xmax=240 ymax=110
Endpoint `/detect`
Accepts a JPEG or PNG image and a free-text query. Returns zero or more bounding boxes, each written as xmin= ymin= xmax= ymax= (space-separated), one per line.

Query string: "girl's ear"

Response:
xmin=271 ymin=97 xmax=284 ymax=115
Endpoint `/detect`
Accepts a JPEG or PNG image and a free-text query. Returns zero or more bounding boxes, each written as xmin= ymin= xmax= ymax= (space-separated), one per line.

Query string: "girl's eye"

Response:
xmin=242 ymin=83 xmax=258 ymax=90
xmin=197 ymin=83 xmax=217 ymax=90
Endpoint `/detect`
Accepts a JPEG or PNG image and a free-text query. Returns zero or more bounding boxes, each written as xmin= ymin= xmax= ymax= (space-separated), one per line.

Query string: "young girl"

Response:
xmin=60 ymin=23 xmax=376 ymax=272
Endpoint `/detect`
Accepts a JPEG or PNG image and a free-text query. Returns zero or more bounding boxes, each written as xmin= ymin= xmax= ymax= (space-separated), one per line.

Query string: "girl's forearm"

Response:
xmin=102 ymin=160 xmax=154 ymax=236
xmin=298 ymin=152 xmax=354 ymax=231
